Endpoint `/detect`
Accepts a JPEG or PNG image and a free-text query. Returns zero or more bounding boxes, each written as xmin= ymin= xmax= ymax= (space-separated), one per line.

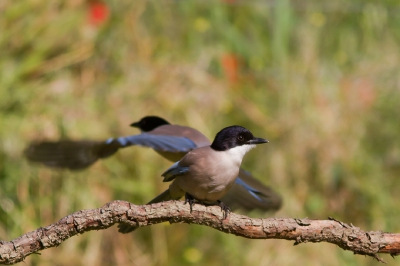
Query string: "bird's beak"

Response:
xmin=247 ymin=137 xmax=269 ymax=144
xmin=130 ymin=121 xmax=140 ymax=128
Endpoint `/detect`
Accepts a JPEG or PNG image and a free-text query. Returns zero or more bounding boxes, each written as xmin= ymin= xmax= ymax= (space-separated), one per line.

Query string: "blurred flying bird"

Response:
xmin=25 ymin=116 xmax=282 ymax=214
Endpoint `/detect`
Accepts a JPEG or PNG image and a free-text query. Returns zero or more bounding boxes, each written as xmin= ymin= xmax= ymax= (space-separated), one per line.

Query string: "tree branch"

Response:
xmin=0 ymin=200 xmax=399 ymax=265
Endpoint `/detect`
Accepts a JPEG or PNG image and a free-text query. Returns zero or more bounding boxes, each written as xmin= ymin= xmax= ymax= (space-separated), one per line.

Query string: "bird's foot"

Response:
xmin=217 ymin=200 xmax=231 ymax=220
xmin=184 ymin=195 xmax=230 ymax=219
xmin=184 ymin=193 xmax=196 ymax=213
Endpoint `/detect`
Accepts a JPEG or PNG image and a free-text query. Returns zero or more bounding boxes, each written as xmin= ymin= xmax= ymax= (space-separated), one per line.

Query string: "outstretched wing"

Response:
xmin=24 ymin=134 xmax=197 ymax=170
xmin=24 ymin=140 xmax=107 ymax=170
xmin=221 ymin=169 xmax=283 ymax=212
xmin=234 ymin=177 xmax=263 ymax=201
xmin=108 ymin=134 xmax=197 ymax=153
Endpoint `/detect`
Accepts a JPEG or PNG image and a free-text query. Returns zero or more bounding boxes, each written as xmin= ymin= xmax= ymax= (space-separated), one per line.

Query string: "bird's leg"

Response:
xmin=184 ymin=193 xmax=196 ymax=213
xmin=184 ymin=194 xmax=230 ymax=219
xmin=217 ymin=200 xmax=231 ymax=220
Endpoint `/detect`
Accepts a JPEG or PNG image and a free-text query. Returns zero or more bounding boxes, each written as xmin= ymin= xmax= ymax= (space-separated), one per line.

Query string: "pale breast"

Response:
xmin=176 ymin=147 xmax=242 ymax=202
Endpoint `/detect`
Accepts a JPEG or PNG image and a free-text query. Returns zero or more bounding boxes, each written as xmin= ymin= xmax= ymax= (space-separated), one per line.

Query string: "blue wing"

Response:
xmin=161 ymin=161 xmax=189 ymax=182
xmin=235 ymin=177 xmax=263 ymax=202
xmin=105 ymin=133 xmax=197 ymax=153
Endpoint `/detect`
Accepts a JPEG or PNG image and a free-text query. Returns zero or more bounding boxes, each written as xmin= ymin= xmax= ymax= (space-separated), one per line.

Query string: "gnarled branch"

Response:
xmin=0 ymin=200 xmax=399 ymax=265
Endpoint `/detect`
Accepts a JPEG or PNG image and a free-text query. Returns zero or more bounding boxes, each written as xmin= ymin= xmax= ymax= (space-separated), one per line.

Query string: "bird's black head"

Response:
xmin=210 ymin=125 xmax=268 ymax=151
xmin=130 ymin=116 xmax=170 ymax=132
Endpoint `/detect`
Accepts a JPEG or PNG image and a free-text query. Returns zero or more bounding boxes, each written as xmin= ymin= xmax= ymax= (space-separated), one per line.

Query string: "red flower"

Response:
xmin=88 ymin=1 xmax=109 ymax=26
xmin=221 ymin=53 xmax=239 ymax=84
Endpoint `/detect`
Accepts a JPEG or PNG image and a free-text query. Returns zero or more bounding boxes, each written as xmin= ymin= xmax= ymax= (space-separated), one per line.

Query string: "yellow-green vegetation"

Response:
xmin=1 ymin=1 xmax=400 ymax=265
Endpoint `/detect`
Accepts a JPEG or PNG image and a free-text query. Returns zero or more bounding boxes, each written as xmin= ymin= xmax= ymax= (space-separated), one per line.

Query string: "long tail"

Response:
xmin=117 ymin=189 xmax=176 ymax=234
xmin=24 ymin=140 xmax=120 ymax=170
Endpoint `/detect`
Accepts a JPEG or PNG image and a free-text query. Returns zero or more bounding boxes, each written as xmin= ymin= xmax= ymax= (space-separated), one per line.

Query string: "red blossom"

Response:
xmin=88 ymin=1 xmax=109 ymax=26
xmin=221 ymin=53 xmax=240 ymax=84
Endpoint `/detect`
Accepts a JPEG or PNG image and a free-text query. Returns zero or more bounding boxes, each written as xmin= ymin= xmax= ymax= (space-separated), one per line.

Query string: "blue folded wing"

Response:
xmin=161 ymin=161 xmax=189 ymax=182
xmin=105 ymin=133 xmax=197 ymax=153
xmin=235 ymin=177 xmax=262 ymax=202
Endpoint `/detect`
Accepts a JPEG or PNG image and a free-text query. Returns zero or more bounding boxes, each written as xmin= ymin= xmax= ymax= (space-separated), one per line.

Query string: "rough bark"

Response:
xmin=0 ymin=200 xmax=399 ymax=264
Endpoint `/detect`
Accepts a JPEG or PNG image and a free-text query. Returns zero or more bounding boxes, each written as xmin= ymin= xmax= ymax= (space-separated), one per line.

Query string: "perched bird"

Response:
xmin=25 ymin=116 xmax=282 ymax=212
xmin=118 ymin=125 xmax=268 ymax=233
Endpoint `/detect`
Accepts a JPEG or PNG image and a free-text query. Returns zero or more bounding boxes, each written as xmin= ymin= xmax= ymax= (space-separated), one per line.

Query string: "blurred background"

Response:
xmin=1 ymin=0 xmax=400 ymax=265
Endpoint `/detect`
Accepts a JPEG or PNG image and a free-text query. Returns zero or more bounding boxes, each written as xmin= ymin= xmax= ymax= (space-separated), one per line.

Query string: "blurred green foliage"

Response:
xmin=1 ymin=0 xmax=400 ymax=265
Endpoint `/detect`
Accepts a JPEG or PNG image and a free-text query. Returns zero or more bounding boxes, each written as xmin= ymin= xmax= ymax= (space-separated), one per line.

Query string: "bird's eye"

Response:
xmin=237 ymin=135 xmax=244 ymax=141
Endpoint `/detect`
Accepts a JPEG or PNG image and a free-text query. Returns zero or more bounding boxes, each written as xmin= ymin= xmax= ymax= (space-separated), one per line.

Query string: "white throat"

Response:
xmin=225 ymin=144 xmax=256 ymax=162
